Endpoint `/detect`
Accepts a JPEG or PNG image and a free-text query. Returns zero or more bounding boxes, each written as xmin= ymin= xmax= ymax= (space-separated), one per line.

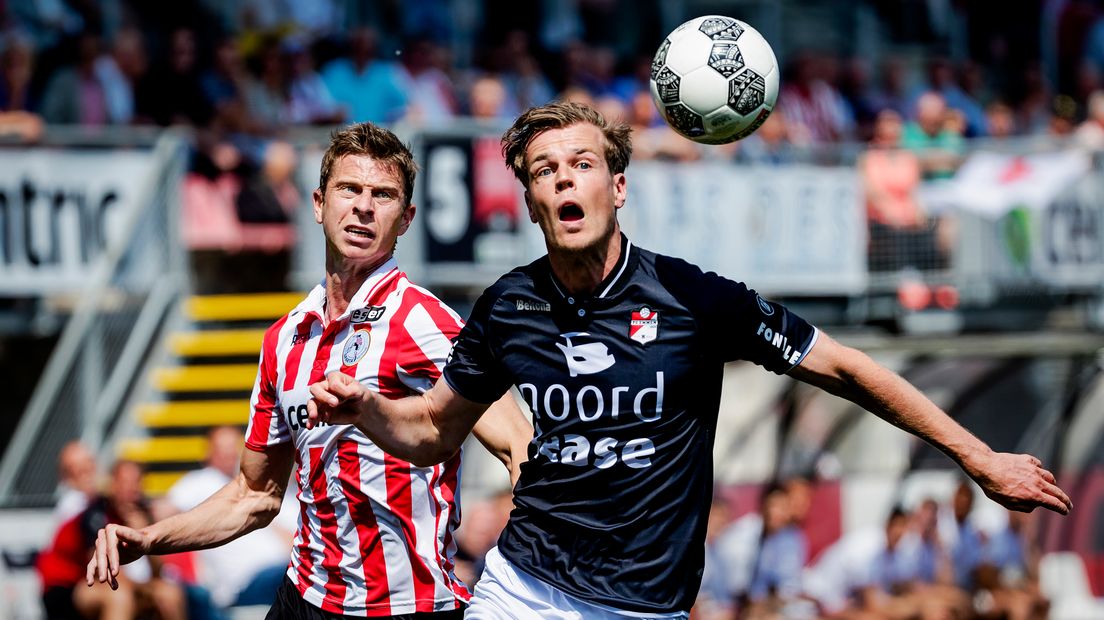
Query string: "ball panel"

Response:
xmin=664 ymin=30 xmax=713 ymax=76
xmin=731 ymin=108 xmax=773 ymax=141
xmin=763 ymin=65 xmax=780 ymax=111
xmin=707 ymin=41 xmax=745 ymax=78
xmin=663 ymin=103 xmax=706 ymax=138
xmin=699 ymin=16 xmax=745 ymax=41
xmin=653 ymin=67 xmax=681 ymax=104
xmin=650 ymin=38 xmax=671 ymax=81
xmin=733 ymin=26 xmax=776 ymax=74
xmin=727 ymin=69 xmax=767 ymax=115
xmin=680 ymin=66 xmax=731 ymax=114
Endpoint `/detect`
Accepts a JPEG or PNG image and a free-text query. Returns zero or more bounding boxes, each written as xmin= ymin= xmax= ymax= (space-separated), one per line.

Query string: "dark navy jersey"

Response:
xmin=443 ymin=235 xmax=818 ymax=613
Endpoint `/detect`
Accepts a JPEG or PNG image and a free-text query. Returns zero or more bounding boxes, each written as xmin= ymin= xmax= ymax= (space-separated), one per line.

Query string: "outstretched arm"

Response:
xmin=86 ymin=442 xmax=294 ymax=589
xmin=471 ymin=392 xmax=533 ymax=487
xmin=309 ymin=372 xmax=493 ymax=467
xmin=788 ymin=332 xmax=1071 ymax=515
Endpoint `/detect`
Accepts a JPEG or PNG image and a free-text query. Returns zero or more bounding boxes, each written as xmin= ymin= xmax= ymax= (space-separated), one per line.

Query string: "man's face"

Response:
xmin=314 ymin=154 xmax=414 ymax=269
xmin=523 ymin=123 xmax=626 ymax=254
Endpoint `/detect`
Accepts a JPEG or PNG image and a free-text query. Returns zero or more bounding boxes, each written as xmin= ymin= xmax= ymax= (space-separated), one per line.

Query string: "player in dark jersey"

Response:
xmin=307 ymin=102 xmax=1071 ymax=619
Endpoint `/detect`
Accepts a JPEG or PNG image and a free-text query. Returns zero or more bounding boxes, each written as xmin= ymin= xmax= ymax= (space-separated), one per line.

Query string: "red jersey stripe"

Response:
xmin=283 ymin=316 xmax=315 ymax=391
xmin=435 ymin=454 xmax=469 ymax=600
xmin=308 ymin=446 xmax=348 ymax=613
xmin=246 ymin=314 xmax=290 ymax=449
xmin=384 ymin=454 xmax=438 ymax=612
xmin=337 ymin=440 xmax=392 ymax=615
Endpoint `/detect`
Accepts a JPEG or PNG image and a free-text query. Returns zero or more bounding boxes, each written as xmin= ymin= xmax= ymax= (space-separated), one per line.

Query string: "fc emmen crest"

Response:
xmin=629 ymin=306 xmax=659 ymax=345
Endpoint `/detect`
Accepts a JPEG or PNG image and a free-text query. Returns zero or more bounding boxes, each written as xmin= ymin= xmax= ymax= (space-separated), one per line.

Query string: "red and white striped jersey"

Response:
xmin=244 ymin=258 xmax=471 ymax=616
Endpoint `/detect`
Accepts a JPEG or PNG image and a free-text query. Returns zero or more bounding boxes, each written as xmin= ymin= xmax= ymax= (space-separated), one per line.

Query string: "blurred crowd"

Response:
xmin=695 ymin=477 xmax=1047 ymax=620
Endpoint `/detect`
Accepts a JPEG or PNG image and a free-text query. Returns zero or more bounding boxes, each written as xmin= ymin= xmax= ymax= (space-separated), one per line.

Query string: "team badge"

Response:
xmin=342 ymin=329 xmax=371 ymax=366
xmin=756 ymin=294 xmax=775 ymax=316
xmin=629 ymin=306 xmax=659 ymax=345
xmin=350 ymin=306 xmax=386 ymax=323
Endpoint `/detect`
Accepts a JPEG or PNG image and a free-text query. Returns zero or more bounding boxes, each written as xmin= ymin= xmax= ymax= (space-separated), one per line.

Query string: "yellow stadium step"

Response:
xmin=170 ymin=329 xmax=266 ymax=357
xmin=137 ymin=400 xmax=250 ymax=429
xmin=153 ymin=364 xmax=257 ymax=393
xmin=119 ymin=436 xmax=209 ymax=463
xmin=186 ymin=292 xmax=304 ymax=322
xmin=142 ymin=471 xmax=189 ymax=497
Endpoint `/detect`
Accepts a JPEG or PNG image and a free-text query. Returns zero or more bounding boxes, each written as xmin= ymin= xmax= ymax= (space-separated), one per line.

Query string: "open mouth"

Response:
xmin=558 ymin=203 xmax=584 ymax=222
xmin=345 ymin=225 xmax=374 ymax=239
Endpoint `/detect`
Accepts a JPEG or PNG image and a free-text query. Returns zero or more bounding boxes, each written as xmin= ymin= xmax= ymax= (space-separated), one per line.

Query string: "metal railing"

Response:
xmin=0 ymin=131 xmax=189 ymax=508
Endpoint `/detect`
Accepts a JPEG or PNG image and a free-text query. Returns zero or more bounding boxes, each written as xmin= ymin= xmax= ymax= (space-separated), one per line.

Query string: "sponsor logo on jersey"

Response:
xmin=756 ymin=294 xmax=775 ymax=316
xmin=757 ymin=322 xmax=803 ymax=364
xmin=555 ymin=332 xmax=615 ymax=377
xmin=629 ymin=305 xmax=659 ymax=344
xmin=515 ymin=299 xmax=551 ymax=312
xmin=350 ymin=306 xmax=386 ymax=323
xmin=342 ymin=329 xmax=371 ymax=366
xmin=291 ymin=332 xmax=309 ymax=345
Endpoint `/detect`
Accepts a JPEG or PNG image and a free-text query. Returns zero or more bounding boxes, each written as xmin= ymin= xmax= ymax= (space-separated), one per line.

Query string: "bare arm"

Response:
xmin=86 ymin=442 xmax=294 ymax=589
xmin=471 ymin=391 xmax=533 ymax=487
xmin=788 ymin=331 xmax=1071 ymax=515
xmin=309 ymin=371 xmax=493 ymax=467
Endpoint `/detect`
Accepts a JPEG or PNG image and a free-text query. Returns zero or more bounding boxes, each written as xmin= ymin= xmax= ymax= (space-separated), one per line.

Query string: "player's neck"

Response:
xmin=548 ymin=230 xmax=622 ymax=296
xmin=323 ymin=253 xmax=391 ymax=323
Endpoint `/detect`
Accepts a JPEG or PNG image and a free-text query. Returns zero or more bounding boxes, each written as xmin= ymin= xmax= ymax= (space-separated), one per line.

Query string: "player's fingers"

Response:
xmin=94 ymin=528 xmax=109 ymax=583
xmin=1039 ymin=467 xmax=1057 ymax=484
xmin=86 ymin=547 xmax=98 ymax=586
xmin=309 ymin=380 xmax=339 ymax=407
xmin=1042 ymin=479 xmax=1072 ymax=513
xmin=105 ymin=526 xmax=121 ymax=578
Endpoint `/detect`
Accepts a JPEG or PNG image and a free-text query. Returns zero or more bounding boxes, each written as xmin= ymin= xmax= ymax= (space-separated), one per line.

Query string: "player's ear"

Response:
xmin=613 ymin=173 xmax=627 ymax=210
xmin=398 ymin=202 xmax=416 ymax=235
xmin=313 ymin=187 xmax=324 ymax=224
xmin=524 ymin=191 xmax=537 ymax=223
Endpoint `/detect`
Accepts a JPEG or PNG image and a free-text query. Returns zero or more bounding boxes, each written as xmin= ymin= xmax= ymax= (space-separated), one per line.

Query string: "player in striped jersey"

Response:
xmin=85 ymin=123 xmax=533 ymax=619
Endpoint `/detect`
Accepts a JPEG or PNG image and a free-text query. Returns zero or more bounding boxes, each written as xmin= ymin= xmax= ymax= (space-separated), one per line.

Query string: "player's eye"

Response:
xmin=373 ymin=189 xmax=395 ymax=200
xmin=577 ymin=161 xmax=592 ymax=170
xmin=535 ymin=167 xmax=552 ymax=177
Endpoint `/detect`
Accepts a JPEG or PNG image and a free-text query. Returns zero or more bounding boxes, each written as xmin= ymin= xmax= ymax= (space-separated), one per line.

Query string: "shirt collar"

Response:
xmin=292 ymin=257 xmax=401 ymax=320
xmin=546 ymin=233 xmax=636 ymax=302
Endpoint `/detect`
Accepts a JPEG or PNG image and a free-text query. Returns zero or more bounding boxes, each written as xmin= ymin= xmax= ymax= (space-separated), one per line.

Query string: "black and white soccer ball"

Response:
xmin=649 ymin=15 xmax=779 ymax=145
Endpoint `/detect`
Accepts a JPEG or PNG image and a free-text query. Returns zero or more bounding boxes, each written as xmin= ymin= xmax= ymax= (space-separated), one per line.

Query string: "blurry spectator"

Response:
xmin=200 ymin=37 xmax=250 ymax=130
xmin=134 ymin=27 xmax=210 ymax=127
xmin=468 ymin=74 xmax=511 ymax=121
xmin=236 ymin=140 xmax=300 ymax=224
xmin=737 ymin=109 xmax=800 ymax=165
xmin=558 ymin=84 xmax=596 ymax=108
xmin=901 ymin=91 xmax=965 ymax=180
xmin=972 ymin=510 xmax=1049 ymax=620
xmin=285 ymin=37 xmax=344 ymax=125
xmin=986 ymin=100 xmax=1019 ymax=139
xmin=37 ymin=460 xmax=188 ymax=620
xmin=559 ymin=41 xmax=616 ymax=97
xmin=243 ymin=37 xmax=290 ymax=132
xmin=610 ymin=53 xmax=652 ymax=105
xmin=0 ymin=33 xmax=36 ymax=112
xmin=1048 ymin=94 xmax=1079 ymax=136
xmin=40 ymin=32 xmax=109 ymax=125
xmin=696 ymin=495 xmax=736 ymax=620
xmin=54 ymin=440 xmax=97 ymax=523
xmin=1015 ymin=62 xmax=1055 ymax=136
xmin=778 ymin=52 xmax=854 ymax=144
xmin=911 ymin=57 xmax=987 ymax=137
xmin=943 ymin=480 xmax=985 ymax=590
xmin=398 ymin=37 xmax=458 ymax=127
xmin=159 ymin=426 xmax=293 ymax=609
xmin=493 ymin=30 xmax=555 ymax=113
xmin=452 ymin=489 xmax=513 ymax=587
xmin=94 ymin=27 xmax=147 ymax=125
xmin=594 ymin=94 xmax=627 ymax=124
xmin=1076 ymin=90 xmax=1104 ymax=149
xmin=626 ymin=90 xmax=698 ymax=161
xmin=867 ymin=56 xmax=912 ymax=119
xmin=838 ymin=56 xmax=880 ymax=140
xmin=321 ymin=27 xmax=408 ymax=124
xmin=745 ymin=483 xmax=808 ymax=617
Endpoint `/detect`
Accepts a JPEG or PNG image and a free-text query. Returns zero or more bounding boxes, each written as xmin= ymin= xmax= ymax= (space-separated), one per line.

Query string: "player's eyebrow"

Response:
xmin=529 ymin=147 xmax=599 ymax=168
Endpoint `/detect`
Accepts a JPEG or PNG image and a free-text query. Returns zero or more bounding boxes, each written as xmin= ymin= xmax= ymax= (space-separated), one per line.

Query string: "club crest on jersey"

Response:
xmin=629 ymin=306 xmax=659 ymax=345
xmin=350 ymin=306 xmax=386 ymax=323
xmin=342 ymin=329 xmax=371 ymax=366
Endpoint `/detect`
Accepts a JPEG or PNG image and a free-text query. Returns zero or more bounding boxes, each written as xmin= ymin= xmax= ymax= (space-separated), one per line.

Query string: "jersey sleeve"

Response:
xmin=393 ymin=290 xmax=466 ymax=395
xmin=655 ymin=255 xmax=818 ymax=373
xmin=441 ymin=283 xmax=513 ymax=404
xmin=245 ymin=319 xmax=290 ymax=451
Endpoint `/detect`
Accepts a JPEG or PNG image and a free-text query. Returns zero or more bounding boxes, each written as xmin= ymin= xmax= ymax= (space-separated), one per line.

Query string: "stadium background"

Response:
xmin=0 ymin=0 xmax=1103 ymax=617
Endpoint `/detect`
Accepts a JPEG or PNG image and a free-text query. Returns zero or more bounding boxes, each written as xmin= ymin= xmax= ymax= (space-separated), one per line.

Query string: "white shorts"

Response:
xmin=465 ymin=546 xmax=689 ymax=620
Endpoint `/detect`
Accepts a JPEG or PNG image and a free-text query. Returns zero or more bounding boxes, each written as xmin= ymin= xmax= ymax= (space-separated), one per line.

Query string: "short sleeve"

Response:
xmin=442 ymin=284 xmax=513 ymax=404
xmin=655 ymin=255 xmax=818 ymax=373
xmin=245 ymin=320 xmax=290 ymax=451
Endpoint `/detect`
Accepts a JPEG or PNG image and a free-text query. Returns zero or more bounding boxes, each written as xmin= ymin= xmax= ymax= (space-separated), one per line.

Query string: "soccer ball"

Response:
xmin=650 ymin=15 xmax=779 ymax=144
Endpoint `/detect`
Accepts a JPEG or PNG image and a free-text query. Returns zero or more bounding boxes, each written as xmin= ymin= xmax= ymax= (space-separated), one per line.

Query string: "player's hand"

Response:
xmin=970 ymin=452 xmax=1072 ymax=515
xmin=85 ymin=523 xmax=151 ymax=590
xmin=307 ymin=372 xmax=373 ymax=428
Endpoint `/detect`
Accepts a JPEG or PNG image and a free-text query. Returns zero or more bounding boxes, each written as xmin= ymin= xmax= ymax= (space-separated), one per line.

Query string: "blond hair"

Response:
xmin=502 ymin=101 xmax=632 ymax=184
xmin=319 ymin=123 xmax=417 ymax=205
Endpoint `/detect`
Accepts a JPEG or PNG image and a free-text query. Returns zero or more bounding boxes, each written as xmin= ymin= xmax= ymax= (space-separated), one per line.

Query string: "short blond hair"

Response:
xmin=502 ymin=101 xmax=632 ymax=185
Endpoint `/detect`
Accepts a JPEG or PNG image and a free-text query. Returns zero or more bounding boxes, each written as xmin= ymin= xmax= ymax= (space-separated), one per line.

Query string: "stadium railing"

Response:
xmin=0 ymin=129 xmax=189 ymax=508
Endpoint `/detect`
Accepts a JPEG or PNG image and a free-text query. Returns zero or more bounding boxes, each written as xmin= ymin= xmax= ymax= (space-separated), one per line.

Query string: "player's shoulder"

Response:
xmin=637 ymin=247 xmax=754 ymax=308
xmin=483 ymin=258 xmax=545 ymax=301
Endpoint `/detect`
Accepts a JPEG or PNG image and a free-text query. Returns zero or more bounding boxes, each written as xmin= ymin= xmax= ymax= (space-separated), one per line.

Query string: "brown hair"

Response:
xmin=318 ymin=122 xmax=418 ymax=205
xmin=502 ymin=101 xmax=632 ymax=184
